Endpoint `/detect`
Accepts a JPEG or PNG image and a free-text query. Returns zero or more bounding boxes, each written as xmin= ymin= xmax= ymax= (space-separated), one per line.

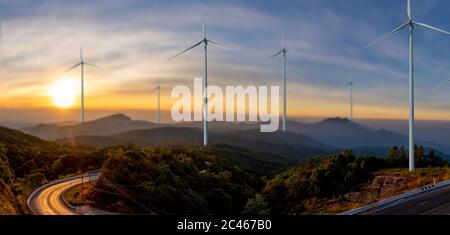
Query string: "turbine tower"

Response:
xmin=364 ymin=0 xmax=450 ymax=171
xmin=64 ymin=47 xmax=100 ymax=124
xmin=169 ymin=20 xmax=226 ymax=146
xmin=153 ymin=80 xmax=161 ymax=125
xmin=347 ymin=73 xmax=353 ymax=122
xmin=269 ymin=30 xmax=298 ymax=132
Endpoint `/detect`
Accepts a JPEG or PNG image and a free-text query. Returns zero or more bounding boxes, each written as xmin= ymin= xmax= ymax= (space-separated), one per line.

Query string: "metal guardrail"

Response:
xmin=339 ymin=179 xmax=450 ymax=215
xmin=27 ymin=173 xmax=101 ymax=215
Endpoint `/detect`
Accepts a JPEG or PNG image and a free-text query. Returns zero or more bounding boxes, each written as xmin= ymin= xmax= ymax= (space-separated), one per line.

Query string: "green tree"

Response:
xmin=242 ymin=194 xmax=271 ymax=215
xmin=0 ymin=144 xmax=14 ymax=183
xmin=388 ymin=146 xmax=399 ymax=158
xmin=24 ymin=172 xmax=47 ymax=185
xmin=341 ymin=149 xmax=353 ymax=158
xmin=399 ymin=146 xmax=407 ymax=159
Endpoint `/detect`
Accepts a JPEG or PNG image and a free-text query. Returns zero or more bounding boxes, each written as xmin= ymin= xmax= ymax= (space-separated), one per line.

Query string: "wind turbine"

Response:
xmin=153 ymin=80 xmax=161 ymax=125
xmin=364 ymin=0 xmax=450 ymax=172
xmin=347 ymin=73 xmax=354 ymax=122
xmin=169 ymin=20 xmax=226 ymax=146
xmin=269 ymin=30 xmax=297 ymax=132
xmin=64 ymin=47 xmax=100 ymax=124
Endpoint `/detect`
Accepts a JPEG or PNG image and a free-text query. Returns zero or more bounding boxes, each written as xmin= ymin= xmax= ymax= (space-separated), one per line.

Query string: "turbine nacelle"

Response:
xmin=64 ymin=48 xmax=101 ymax=73
xmin=169 ymin=21 xmax=227 ymax=61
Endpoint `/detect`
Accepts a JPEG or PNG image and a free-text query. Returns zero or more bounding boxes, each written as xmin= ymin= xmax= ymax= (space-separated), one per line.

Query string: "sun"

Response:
xmin=49 ymin=79 xmax=77 ymax=108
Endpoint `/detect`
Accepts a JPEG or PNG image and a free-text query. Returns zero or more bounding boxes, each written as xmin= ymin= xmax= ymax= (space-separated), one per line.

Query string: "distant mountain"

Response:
xmin=21 ymin=114 xmax=157 ymax=140
xmin=288 ymin=118 xmax=408 ymax=148
xmin=215 ymin=129 xmax=336 ymax=158
xmin=115 ymin=127 xmax=203 ymax=146
xmin=57 ymin=127 xmax=337 ymax=161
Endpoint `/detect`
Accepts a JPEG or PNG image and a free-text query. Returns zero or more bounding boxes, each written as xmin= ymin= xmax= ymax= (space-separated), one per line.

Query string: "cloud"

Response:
xmin=0 ymin=0 xmax=449 ymax=123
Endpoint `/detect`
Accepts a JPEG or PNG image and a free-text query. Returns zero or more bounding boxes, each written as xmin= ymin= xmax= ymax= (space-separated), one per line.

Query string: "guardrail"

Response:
xmin=27 ymin=172 xmax=101 ymax=215
xmin=339 ymin=179 xmax=450 ymax=215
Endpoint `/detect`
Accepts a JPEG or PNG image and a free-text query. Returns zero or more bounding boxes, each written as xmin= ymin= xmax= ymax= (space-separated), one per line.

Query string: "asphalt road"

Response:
xmin=27 ymin=174 xmax=100 ymax=215
xmin=361 ymin=184 xmax=450 ymax=215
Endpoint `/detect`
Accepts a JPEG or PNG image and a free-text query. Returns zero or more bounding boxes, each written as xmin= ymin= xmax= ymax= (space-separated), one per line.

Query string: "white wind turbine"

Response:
xmin=269 ymin=30 xmax=298 ymax=132
xmin=364 ymin=0 xmax=450 ymax=172
xmin=347 ymin=73 xmax=354 ymax=122
xmin=169 ymin=20 xmax=227 ymax=146
xmin=153 ymin=80 xmax=161 ymax=125
xmin=64 ymin=47 xmax=100 ymax=124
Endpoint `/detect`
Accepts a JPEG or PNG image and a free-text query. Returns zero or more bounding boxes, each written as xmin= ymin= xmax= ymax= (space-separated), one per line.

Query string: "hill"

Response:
xmin=21 ymin=114 xmax=157 ymax=140
xmin=71 ymin=145 xmax=448 ymax=215
xmin=262 ymin=148 xmax=448 ymax=215
xmin=288 ymin=118 xmax=408 ymax=148
xmin=215 ymin=129 xmax=336 ymax=159
xmin=80 ymin=145 xmax=293 ymax=214
xmin=0 ymin=126 xmax=107 ymax=214
xmin=57 ymin=127 xmax=337 ymax=161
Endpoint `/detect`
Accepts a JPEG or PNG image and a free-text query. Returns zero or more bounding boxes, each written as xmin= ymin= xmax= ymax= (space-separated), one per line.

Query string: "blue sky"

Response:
xmin=0 ymin=0 xmax=449 ymax=123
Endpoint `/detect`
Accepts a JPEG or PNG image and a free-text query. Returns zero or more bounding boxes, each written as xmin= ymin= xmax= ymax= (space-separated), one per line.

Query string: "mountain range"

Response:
xmin=22 ymin=114 xmax=156 ymax=140
xmin=18 ymin=114 xmax=450 ymax=159
xmin=287 ymin=118 xmax=408 ymax=148
xmin=56 ymin=127 xmax=337 ymax=161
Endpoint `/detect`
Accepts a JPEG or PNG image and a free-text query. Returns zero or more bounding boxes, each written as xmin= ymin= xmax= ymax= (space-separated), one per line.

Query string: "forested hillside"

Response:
xmin=0 ymin=126 xmax=105 ymax=214
xmin=84 ymin=145 xmax=448 ymax=215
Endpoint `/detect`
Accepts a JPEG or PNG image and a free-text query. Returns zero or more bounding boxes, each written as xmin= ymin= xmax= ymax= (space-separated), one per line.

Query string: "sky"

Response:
xmin=0 ymin=0 xmax=449 ymax=124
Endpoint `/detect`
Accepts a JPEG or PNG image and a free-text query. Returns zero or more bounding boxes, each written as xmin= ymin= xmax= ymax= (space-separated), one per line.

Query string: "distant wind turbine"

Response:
xmin=364 ymin=0 xmax=450 ymax=172
xmin=64 ymin=47 xmax=100 ymax=124
xmin=347 ymin=73 xmax=353 ymax=122
xmin=269 ymin=30 xmax=298 ymax=132
xmin=169 ymin=19 xmax=227 ymax=146
xmin=153 ymin=80 xmax=161 ymax=125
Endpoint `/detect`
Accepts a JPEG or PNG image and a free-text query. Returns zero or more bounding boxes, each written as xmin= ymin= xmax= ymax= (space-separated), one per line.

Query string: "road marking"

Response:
xmin=421 ymin=202 xmax=450 ymax=215
xmin=417 ymin=201 xmax=430 ymax=206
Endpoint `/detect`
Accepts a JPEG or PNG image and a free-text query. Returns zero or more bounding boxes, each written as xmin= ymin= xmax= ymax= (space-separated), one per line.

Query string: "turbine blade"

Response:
xmin=268 ymin=50 xmax=283 ymax=59
xmin=432 ymin=79 xmax=450 ymax=90
xmin=363 ymin=21 xmax=409 ymax=49
xmin=414 ymin=22 xmax=450 ymax=35
xmin=169 ymin=40 xmax=203 ymax=60
xmin=407 ymin=0 xmax=411 ymax=20
xmin=80 ymin=46 xmax=83 ymax=62
xmin=84 ymin=62 xmax=101 ymax=68
xmin=202 ymin=17 xmax=206 ymax=39
xmin=63 ymin=62 xmax=81 ymax=73
xmin=207 ymin=39 xmax=228 ymax=48
xmin=287 ymin=49 xmax=301 ymax=56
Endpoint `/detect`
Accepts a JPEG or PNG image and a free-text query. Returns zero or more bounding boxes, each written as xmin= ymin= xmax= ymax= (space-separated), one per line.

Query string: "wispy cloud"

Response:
xmin=0 ymin=0 xmax=449 ymax=123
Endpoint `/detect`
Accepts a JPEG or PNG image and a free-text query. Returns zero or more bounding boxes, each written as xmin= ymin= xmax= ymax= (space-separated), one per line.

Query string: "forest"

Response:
xmin=0 ymin=125 xmax=448 ymax=215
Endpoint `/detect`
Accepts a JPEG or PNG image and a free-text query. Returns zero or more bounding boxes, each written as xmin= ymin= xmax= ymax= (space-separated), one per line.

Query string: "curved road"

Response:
xmin=342 ymin=180 xmax=450 ymax=215
xmin=27 ymin=173 xmax=100 ymax=215
xmin=367 ymin=184 xmax=450 ymax=215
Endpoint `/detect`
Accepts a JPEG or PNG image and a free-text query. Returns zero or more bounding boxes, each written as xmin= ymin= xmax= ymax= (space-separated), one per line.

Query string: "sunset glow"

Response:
xmin=49 ymin=79 xmax=77 ymax=108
